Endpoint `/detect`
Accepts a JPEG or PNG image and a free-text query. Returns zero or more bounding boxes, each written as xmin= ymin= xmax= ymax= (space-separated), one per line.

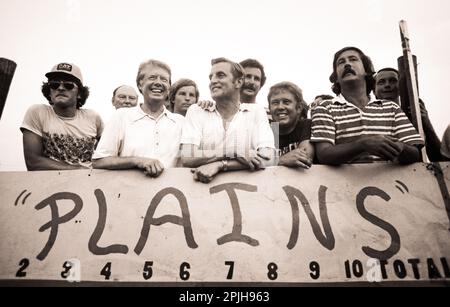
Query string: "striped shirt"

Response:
xmin=311 ymin=95 xmax=424 ymax=161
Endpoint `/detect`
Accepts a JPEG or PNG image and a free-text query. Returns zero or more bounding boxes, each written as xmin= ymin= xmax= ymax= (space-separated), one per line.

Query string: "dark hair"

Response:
xmin=314 ymin=94 xmax=334 ymax=101
xmin=374 ymin=67 xmax=399 ymax=80
xmin=239 ymin=58 xmax=266 ymax=87
xmin=41 ymin=77 xmax=90 ymax=109
xmin=267 ymin=81 xmax=308 ymax=119
xmin=211 ymin=57 xmax=244 ymax=80
xmin=169 ymin=79 xmax=199 ymax=108
xmin=329 ymin=46 xmax=375 ymax=96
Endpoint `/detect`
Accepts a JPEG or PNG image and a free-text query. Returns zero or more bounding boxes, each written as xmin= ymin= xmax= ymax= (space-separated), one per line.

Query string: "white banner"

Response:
xmin=0 ymin=163 xmax=449 ymax=285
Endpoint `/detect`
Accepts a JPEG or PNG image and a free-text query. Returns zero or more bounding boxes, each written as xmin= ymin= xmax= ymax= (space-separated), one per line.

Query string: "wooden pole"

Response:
xmin=398 ymin=20 xmax=427 ymax=162
xmin=0 ymin=58 xmax=17 ymax=120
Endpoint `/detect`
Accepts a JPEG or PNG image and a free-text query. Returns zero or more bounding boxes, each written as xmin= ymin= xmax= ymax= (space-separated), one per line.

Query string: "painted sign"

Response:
xmin=0 ymin=163 xmax=449 ymax=285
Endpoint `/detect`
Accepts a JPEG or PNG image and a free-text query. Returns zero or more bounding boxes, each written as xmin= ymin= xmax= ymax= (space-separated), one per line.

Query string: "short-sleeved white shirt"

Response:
xmin=93 ymin=105 xmax=184 ymax=168
xmin=181 ymin=103 xmax=275 ymax=157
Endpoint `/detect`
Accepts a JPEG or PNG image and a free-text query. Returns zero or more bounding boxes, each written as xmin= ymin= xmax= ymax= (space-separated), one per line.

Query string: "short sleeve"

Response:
xmin=392 ymin=105 xmax=424 ymax=146
xmin=92 ymin=110 xmax=124 ymax=159
xmin=310 ymin=102 xmax=336 ymax=145
xmin=254 ymin=104 xmax=275 ymax=149
xmin=20 ymin=104 xmax=47 ymax=137
xmin=180 ymin=104 xmax=203 ymax=146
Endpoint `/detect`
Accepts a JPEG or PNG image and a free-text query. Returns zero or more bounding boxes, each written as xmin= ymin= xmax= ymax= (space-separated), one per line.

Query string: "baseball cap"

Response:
xmin=45 ymin=63 xmax=83 ymax=84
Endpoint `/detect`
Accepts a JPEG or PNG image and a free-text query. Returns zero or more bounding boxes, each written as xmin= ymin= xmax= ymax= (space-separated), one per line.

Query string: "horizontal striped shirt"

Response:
xmin=311 ymin=95 xmax=424 ymax=162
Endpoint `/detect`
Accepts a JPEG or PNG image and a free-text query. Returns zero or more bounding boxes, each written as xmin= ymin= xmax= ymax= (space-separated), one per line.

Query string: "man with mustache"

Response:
xmin=93 ymin=59 xmax=184 ymax=177
xmin=20 ymin=63 xmax=104 ymax=170
xmin=311 ymin=47 xmax=424 ymax=164
xmin=181 ymin=57 xmax=275 ymax=183
xmin=374 ymin=68 xmax=442 ymax=161
xmin=196 ymin=58 xmax=266 ymax=109
xmin=239 ymin=58 xmax=266 ymax=104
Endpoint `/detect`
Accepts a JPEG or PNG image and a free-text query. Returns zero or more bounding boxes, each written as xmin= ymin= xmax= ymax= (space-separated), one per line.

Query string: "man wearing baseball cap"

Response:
xmin=20 ymin=62 xmax=104 ymax=170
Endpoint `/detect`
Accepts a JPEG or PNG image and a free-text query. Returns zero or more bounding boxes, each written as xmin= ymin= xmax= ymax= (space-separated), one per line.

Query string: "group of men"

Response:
xmin=20 ymin=47 xmax=450 ymax=183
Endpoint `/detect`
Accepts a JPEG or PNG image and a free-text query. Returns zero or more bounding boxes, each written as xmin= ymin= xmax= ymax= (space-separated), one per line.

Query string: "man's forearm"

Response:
xmin=26 ymin=156 xmax=86 ymax=171
xmin=181 ymin=147 xmax=227 ymax=168
xmin=315 ymin=141 xmax=364 ymax=165
xmin=92 ymin=156 xmax=139 ymax=170
xmin=398 ymin=144 xmax=421 ymax=164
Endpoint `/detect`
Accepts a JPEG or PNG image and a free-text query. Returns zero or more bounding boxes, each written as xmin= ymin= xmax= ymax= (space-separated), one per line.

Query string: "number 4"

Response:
xmin=101 ymin=262 xmax=112 ymax=280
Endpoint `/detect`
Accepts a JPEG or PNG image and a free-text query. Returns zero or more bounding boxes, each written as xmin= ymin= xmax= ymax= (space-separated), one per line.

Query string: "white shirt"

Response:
xmin=93 ymin=105 xmax=184 ymax=168
xmin=181 ymin=103 xmax=275 ymax=158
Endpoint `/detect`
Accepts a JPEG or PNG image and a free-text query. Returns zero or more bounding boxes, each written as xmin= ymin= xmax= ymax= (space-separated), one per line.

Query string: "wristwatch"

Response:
xmin=221 ymin=160 xmax=228 ymax=172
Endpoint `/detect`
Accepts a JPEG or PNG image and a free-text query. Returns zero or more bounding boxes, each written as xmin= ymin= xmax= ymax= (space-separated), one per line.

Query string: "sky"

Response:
xmin=0 ymin=0 xmax=449 ymax=171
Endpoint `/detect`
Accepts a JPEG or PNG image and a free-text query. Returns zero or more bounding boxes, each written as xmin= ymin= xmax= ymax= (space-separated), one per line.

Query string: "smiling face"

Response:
xmin=173 ymin=85 xmax=197 ymax=115
xmin=269 ymin=89 xmax=300 ymax=132
xmin=375 ymin=70 xmax=399 ymax=102
xmin=138 ymin=64 xmax=171 ymax=104
xmin=209 ymin=62 xmax=242 ymax=101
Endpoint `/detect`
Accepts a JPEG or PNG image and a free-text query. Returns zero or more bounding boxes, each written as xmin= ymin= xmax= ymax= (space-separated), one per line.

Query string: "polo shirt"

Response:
xmin=93 ymin=105 xmax=184 ymax=168
xmin=311 ymin=95 xmax=424 ymax=162
xmin=181 ymin=103 xmax=275 ymax=158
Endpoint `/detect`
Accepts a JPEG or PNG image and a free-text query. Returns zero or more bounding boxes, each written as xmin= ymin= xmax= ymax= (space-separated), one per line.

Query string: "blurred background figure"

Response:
xmin=374 ymin=68 xmax=442 ymax=161
xmin=112 ymin=85 xmax=138 ymax=109
xmin=169 ymin=79 xmax=199 ymax=116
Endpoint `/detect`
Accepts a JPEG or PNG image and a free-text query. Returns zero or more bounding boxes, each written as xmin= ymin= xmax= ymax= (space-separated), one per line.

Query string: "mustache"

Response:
xmin=342 ymin=67 xmax=356 ymax=77
xmin=243 ymin=84 xmax=256 ymax=90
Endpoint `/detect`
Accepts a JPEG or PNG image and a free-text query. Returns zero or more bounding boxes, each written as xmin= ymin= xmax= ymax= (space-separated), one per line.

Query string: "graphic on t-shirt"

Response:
xmin=42 ymin=132 xmax=97 ymax=165
xmin=279 ymin=142 xmax=301 ymax=156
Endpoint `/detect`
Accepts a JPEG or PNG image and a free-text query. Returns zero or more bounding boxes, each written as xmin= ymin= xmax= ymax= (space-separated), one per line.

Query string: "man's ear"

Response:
xmin=235 ymin=76 xmax=244 ymax=89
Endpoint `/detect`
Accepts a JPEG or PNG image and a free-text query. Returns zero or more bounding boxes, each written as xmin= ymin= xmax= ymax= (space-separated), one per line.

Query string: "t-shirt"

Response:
xmin=271 ymin=119 xmax=311 ymax=156
xmin=20 ymin=104 xmax=104 ymax=167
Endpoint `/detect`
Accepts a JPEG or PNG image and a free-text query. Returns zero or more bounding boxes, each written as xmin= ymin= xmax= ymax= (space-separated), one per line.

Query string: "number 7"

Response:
xmin=225 ymin=261 xmax=234 ymax=280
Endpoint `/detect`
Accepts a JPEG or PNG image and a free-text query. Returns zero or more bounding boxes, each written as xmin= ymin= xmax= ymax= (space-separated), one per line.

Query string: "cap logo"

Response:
xmin=57 ymin=63 xmax=73 ymax=72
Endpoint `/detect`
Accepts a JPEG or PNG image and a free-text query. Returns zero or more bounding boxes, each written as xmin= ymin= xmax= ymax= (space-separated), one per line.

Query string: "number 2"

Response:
xmin=16 ymin=258 xmax=30 ymax=277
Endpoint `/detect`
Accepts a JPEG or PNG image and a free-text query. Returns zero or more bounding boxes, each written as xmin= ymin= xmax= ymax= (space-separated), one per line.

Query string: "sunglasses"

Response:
xmin=48 ymin=81 xmax=77 ymax=91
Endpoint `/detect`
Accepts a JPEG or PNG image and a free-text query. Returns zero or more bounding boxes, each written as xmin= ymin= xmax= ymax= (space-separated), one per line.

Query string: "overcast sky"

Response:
xmin=1 ymin=0 xmax=449 ymax=170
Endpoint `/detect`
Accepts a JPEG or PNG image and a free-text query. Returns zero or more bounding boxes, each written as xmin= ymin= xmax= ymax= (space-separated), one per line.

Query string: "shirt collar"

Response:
xmin=132 ymin=104 xmax=177 ymax=122
xmin=333 ymin=94 xmax=384 ymax=107
xmin=239 ymin=103 xmax=251 ymax=112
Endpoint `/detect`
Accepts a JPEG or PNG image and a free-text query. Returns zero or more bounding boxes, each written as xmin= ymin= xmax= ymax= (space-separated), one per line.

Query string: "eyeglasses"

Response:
xmin=48 ymin=81 xmax=77 ymax=91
